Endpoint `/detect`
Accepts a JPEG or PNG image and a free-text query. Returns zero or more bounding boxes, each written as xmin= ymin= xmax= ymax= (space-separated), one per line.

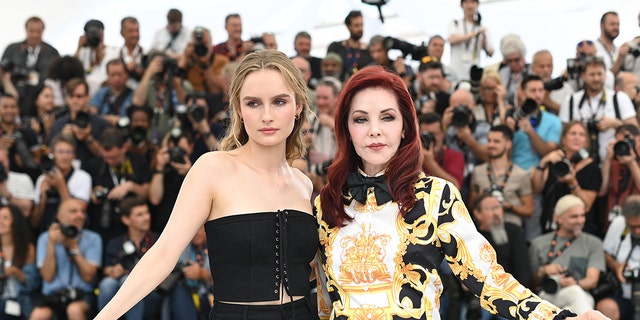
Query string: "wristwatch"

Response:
xmin=69 ymin=249 xmax=81 ymax=257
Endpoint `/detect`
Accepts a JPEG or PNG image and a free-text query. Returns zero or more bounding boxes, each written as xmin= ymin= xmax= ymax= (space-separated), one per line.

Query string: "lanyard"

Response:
xmin=486 ymin=162 xmax=513 ymax=191
xmin=579 ymin=91 xmax=607 ymax=121
xmin=462 ymin=20 xmax=478 ymax=51
xmin=597 ymin=39 xmax=615 ymax=66
xmin=546 ymin=233 xmax=577 ymax=264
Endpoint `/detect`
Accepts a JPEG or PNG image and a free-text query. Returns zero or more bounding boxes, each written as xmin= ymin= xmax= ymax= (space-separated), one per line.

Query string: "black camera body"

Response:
xmin=85 ymin=27 xmax=101 ymax=48
xmin=0 ymin=58 xmax=30 ymax=82
xmin=383 ymin=37 xmax=428 ymax=61
xmin=614 ymin=135 xmax=636 ymax=158
xmin=567 ymin=55 xmax=587 ymax=79
xmin=249 ymin=36 xmax=266 ymax=52
xmin=630 ymin=47 xmax=640 ymax=58
xmin=169 ymin=146 xmax=187 ymax=164
xmin=118 ymin=240 xmax=141 ymax=272
xmin=507 ymin=98 xmax=538 ymax=120
xmin=193 ymin=27 xmax=208 ymax=57
xmin=45 ymin=287 xmax=83 ymax=308
xmin=451 ymin=105 xmax=472 ymax=128
xmin=188 ymin=104 xmax=206 ymax=123
xmin=40 ymin=153 xmax=55 ymax=174
xmin=541 ymin=270 xmax=576 ymax=294
xmin=59 ymin=224 xmax=79 ymax=239
xmin=550 ymin=148 xmax=589 ymax=177
xmin=73 ymin=111 xmax=90 ymax=129
xmin=0 ymin=163 xmax=7 ymax=184
xmin=544 ymin=77 xmax=566 ymax=91
xmin=420 ymin=131 xmax=435 ymax=150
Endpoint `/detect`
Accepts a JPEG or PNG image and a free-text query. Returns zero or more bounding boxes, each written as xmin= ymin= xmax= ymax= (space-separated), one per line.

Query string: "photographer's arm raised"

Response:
xmin=455 ymin=126 xmax=488 ymax=162
xmin=519 ymin=117 xmax=558 ymax=157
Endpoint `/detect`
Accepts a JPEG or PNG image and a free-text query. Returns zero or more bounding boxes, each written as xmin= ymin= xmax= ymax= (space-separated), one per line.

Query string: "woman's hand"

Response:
xmin=568 ymin=310 xmax=610 ymax=320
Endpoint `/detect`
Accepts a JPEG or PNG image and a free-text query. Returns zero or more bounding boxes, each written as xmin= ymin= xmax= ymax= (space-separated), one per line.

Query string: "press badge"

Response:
xmin=27 ymin=71 xmax=40 ymax=86
xmin=4 ymin=299 xmax=20 ymax=316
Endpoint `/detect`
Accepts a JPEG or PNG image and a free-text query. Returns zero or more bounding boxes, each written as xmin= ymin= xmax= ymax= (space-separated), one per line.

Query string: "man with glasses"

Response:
xmin=49 ymin=78 xmax=110 ymax=165
xmin=498 ymin=34 xmax=528 ymax=106
xmin=560 ymin=57 xmax=638 ymax=163
xmin=569 ymin=40 xmax=616 ymax=91
xmin=31 ymin=134 xmax=92 ymax=235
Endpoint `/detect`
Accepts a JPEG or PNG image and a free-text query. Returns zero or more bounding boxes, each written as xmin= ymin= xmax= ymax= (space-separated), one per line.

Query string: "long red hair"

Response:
xmin=320 ymin=66 xmax=422 ymax=227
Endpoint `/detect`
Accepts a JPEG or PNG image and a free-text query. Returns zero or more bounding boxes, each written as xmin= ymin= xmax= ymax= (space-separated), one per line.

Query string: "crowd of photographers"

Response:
xmin=0 ymin=1 xmax=639 ymax=319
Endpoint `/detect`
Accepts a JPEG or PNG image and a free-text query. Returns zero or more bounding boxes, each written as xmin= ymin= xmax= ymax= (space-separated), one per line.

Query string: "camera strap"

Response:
xmin=546 ymin=232 xmax=577 ymax=264
xmin=102 ymin=87 xmax=133 ymax=116
xmin=486 ymin=162 xmax=513 ymax=192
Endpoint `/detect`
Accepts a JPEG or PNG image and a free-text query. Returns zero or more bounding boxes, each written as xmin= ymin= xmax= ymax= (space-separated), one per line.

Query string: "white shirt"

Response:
xmin=77 ymin=45 xmax=120 ymax=97
xmin=594 ymin=39 xmax=618 ymax=71
xmin=150 ymin=26 xmax=191 ymax=56
xmin=559 ymin=89 xmax=636 ymax=161
xmin=34 ymin=168 xmax=92 ymax=204
xmin=448 ymin=18 xmax=493 ymax=81
xmin=7 ymin=171 xmax=34 ymax=201
xmin=603 ymin=215 xmax=640 ymax=299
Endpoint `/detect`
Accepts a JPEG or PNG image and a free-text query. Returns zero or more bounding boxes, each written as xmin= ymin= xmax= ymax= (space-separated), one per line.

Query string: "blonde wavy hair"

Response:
xmin=219 ymin=50 xmax=311 ymax=161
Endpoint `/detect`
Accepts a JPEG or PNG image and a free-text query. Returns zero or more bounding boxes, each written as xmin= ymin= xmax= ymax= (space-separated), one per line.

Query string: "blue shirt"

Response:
xmin=90 ymin=86 xmax=133 ymax=116
xmin=37 ymin=229 xmax=103 ymax=295
xmin=512 ymin=110 xmax=562 ymax=171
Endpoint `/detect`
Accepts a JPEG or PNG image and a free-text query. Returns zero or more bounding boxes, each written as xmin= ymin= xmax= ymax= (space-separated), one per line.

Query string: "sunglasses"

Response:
xmin=577 ymin=40 xmax=594 ymax=48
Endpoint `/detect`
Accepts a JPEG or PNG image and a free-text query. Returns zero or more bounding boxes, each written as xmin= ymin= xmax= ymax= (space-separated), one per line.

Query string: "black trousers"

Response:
xmin=210 ymin=297 xmax=318 ymax=320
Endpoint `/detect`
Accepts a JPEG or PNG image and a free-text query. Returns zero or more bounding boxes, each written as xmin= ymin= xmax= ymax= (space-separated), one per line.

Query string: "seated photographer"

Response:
xmin=532 ymin=121 xmax=602 ymax=237
xmin=131 ymin=51 xmax=192 ymax=145
xmin=88 ymin=59 xmax=134 ymax=127
xmin=0 ymin=204 xmax=38 ymax=319
xmin=31 ymin=198 xmax=102 ymax=320
xmin=470 ymin=125 xmax=533 ymax=228
xmin=560 ymin=55 xmax=637 ymax=163
xmin=49 ymin=78 xmax=110 ymax=166
xmin=419 ymin=112 xmax=464 ymax=188
xmin=149 ymin=129 xmax=193 ymax=233
xmin=529 ymin=194 xmax=605 ymax=315
xmin=597 ymin=195 xmax=640 ymax=320
xmin=31 ymin=134 xmax=91 ymax=235
xmin=177 ymin=27 xmax=229 ymax=96
xmin=461 ymin=193 xmax=531 ymax=320
xmin=97 ymin=196 xmax=162 ymax=320
xmin=0 ymin=93 xmax=41 ymax=178
xmin=83 ymin=128 xmax=150 ymax=240
xmin=599 ymin=124 xmax=640 ymax=225
xmin=0 ymin=147 xmax=35 ymax=218
xmin=177 ymin=226 xmax=213 ymax=320
xmin=415 ymin=58 xmax=451 ymax=115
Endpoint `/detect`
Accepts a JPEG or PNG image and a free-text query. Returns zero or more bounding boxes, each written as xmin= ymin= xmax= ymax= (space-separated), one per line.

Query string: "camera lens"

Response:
xmin=451 ymin=105 xmax=471 ymax=128
xmin=551 ymin=159 xmax=571 ymax=177
xmin=614 ymin=140 xmax=632 ymax=157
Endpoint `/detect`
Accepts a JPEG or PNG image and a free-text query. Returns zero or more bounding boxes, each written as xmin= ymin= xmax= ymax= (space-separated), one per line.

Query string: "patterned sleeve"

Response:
xmin=431 ymin=177 xmax=565 ymax=320
xmin=313 ymin=195 xmax=332 ymax=320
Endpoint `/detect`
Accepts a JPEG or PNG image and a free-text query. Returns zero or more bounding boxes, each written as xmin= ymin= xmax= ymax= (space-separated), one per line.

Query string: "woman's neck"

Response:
xmin=239 ymin=143 xmax=289 ymax=172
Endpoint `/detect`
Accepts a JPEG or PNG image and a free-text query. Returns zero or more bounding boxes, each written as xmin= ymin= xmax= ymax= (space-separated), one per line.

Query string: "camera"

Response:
xmin=309 ymin=160 xmax=332 ymax=176
xmin=188 ymin=104 xmax=206 ymax=123
xmin=567 ymin=54 xmax=587 ymax=79
xmin=420 ymin=131 xmax=435 ymax=150
xmin=451 ymin=105 xmax=472 ymax=128
xmin=541 ymin=270 xmax=575 ymax=294
xmin=169 ymin=146 xmax=187 ymax=164
xmin=630 ymin=47 xmax=640 ymax=58
xmin=73 ymin=111 xmax=90 ymax=129
xmin=507 ymin=98 xmax=538 ymax=120
xmin=623 ymin=267 xmax=640 ymax=317
xmin=249 ymin=36 xmax=266 ymax=52
xmin=40 ymin=153 xmax=55 ymax=174
xmin=118 ymin=240 xmax=140 ymax=271
xmin=45 ymin=287 xmax=83 ymax=308
xmin=193 ymin=26 xmax=208 ymax=57
xmin=550 ymin=148 xmax=589 ymax=177
xmin=85 ymin=26 xmax=101 ymax=48
xmin=157 ymin=261 xmax=187 ymax=292
xmin=383 ymin=37 xmax=428 ymax=61
xmin=162 ymin=56 xmax=180 ymax=77
xmin=94 ymin=188 xmax=113 ymax=229
xmin=544 ymin=76 xmax=566 ymax=91
xmin=614 ymin=134 xmax=636 ymax=158
xmin=0 ymin=58 xmax=30 ymax=81
xmin=93 ymin=188 xmax=109 ymax=200
xmin=59 ymin=224 xmax=79 ymax=239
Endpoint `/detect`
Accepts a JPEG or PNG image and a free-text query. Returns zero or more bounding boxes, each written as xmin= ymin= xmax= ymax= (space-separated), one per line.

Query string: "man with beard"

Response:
xmin=427 ymin=35 xmax=458 ymax=90
xmin=320 ymin=53 xmax=343 ymax=81
xmin=595 ymin=12 xmax=620 ymax=72
xmin=470 ymin=125 xmax=533 ymax=228
xmin=560 ymin=58 xmax=638 ymax=163
xmin=529 ymin=194 xmax=605 ymax=315
xmin=416 ymin=59 xmax=451 ymax=115
xmin=327 ymin=10 xmax=372 ymax=80
xmin=464 ymin=193 xmax=530 ymax=320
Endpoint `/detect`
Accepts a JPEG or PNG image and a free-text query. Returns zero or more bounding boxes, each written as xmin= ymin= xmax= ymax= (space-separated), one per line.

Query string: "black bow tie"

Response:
xmin=346 ymin=171 xmax=392 ymax=205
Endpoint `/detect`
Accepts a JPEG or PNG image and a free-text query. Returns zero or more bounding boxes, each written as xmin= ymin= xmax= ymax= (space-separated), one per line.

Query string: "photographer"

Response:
xmin=149 ymin=129 xmax=193 ymax=233
xmin=49 ymin=78 xmax=110 ymax=165
xmin=415 ymin=58 xmax=451 ymax=115
xmin=0 ymin=93 xmax=41 ymax=177
xmin=97 ymin=196 xmax=163 ymax=319
xmin=88 ymin=59 xmax=134 ymax=127
xmin=530 ymin=50 xmax=574 ymax=114
xmin=131 ymin=51 xmax=191 ymax=145
xmin=529 ymin=194 xmax=605 ymax=315
xmin=476 ymin=70 xmax=508 ymax=125
xmin=597 ymin=195 xmax=640 ymax=320
xmin=178 ymin=226 xmax=213 ymax=320
xmin=179 ymin=92 xmax=224 ymax=159
xmin=31 ymin=134 xmax=92 ymax=235
xmin=615 ymin=72 xmax=640 ymax=108
xmin=419 ymin=112 xmax=464 ymax=189
xmin=599 ymin=125 xmax=640 ymax=224
xmin=178 ymin=27 xmax=229 ymax=96
xmin=611 ymin=23 xmax=640 ymax=77
xmin=560 ymin=56 xmax=638 ymax=163
xmin=83 ymin=128 xmax=150 ymax=240
xmin=0 ymin=147 xmax=35 ymax=218
xmin=150 ymin=9 xmax=191 ymax=60
xmin=367 ymin=35 xmax=415 ymax=90
xmin=74 ymin=19 xmax=119 ymax=97
xmin=498 ymin=34 xmax=529 ymax=107
xmin=121 ymin=105 xmax=157 ymax=163
xmin=31 ymin=198 xmax=102 ymax=320
xmin=532 ymin=121 xmax=602 ymax=237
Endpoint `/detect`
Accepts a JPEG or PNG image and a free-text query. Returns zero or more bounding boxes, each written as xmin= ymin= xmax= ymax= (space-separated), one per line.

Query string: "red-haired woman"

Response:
xmin=314 ymin=65 xmax=608 ymax=320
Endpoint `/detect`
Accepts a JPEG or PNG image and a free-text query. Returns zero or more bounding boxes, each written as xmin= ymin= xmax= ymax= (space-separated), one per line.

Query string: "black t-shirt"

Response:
xmin=150 ymin=166 xmax=184 ymax=233
xmin=49 ymin=113 xmax=111 ymax=165
xmin=0 ymin=126 xmax=39 ymax=173
xmin=104 ymin=231 xmax=159 ymax=270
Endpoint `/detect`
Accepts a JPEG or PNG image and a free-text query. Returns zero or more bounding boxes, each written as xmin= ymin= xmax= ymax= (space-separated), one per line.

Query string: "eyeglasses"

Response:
xmin=483 ymin=205 xmax=502 ymax=212
xmin=301 ymin=129 xmax=314 ymax=135
xmin=577 ymin=40 xmax=594 ymax=48
xmin=69 ymin=94 xmax=87 ymax=99
xmin=54 ymin=149 xmax=75 ymax=155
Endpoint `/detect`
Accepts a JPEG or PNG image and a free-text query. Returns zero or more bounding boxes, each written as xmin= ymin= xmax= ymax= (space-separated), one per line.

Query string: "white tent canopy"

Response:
xmin=2 ymin=0 xmax=639 ymax=77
